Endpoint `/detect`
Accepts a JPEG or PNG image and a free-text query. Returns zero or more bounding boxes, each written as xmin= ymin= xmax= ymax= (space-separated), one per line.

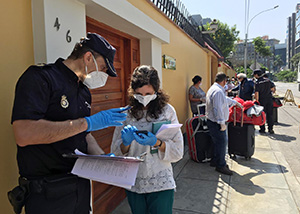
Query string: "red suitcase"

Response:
xmin=185 ymin=115 xmax=213 ymax=162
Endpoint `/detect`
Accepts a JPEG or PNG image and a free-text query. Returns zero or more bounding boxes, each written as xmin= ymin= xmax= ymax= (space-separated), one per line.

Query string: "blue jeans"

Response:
xmin=207 ymin=119 xmax=227 ymax=168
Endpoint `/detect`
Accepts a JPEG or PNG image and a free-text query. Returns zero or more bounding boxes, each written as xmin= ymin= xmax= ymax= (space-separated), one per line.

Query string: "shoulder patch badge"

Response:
xmin=61 ymin=95 xmax=69 ymax=108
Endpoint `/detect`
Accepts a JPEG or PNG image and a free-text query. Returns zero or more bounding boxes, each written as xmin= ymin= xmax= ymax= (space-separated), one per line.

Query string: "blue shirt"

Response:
xmin=206 ymin=82 xmax=237 ymax=125
xmin=232 ymin=78 xmax=254 ymax=100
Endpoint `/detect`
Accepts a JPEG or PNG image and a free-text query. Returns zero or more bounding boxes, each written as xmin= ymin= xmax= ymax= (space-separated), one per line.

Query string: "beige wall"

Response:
xmin=127 ymin=0 xmax=213 ymax=124
xmin=218 ymin=62 xmax=236 ymax=79
xmin=0 ymin=1 xmax=34 ymax=213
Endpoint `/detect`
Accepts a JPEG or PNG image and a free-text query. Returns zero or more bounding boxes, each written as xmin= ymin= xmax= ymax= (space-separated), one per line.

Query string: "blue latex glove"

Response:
xmin=85 ymin=107 xmax=128 ymax=132
xmin=104 ymin=153 xmax=115 ymax=157
xmin=133 ymin=131 xmax=157 ymax=146
xmin=121 ymin=125 xmax=138 ymax=146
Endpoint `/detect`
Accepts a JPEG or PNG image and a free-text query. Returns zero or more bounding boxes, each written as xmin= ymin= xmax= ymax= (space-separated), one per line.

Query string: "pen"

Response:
xmin=138 ymin=152 xmax=147 ymax=159
xmin=120 ymin=106 xmax=131 ymax=112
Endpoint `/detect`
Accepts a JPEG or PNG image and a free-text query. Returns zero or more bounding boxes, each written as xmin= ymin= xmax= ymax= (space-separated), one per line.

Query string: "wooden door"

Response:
xmin=86 ymin=17 xmax=140 ymax=214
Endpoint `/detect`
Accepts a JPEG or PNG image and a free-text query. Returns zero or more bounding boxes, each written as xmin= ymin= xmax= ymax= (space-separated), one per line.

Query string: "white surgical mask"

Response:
xmin=133 ymin=94 xmax=157 ymax=107
xmin=83 ymin=55 xmax=108 ymax=89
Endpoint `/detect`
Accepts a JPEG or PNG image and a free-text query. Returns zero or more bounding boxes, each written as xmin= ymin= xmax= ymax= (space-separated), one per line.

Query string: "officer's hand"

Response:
xmin=85 ymin=107 xmax=127 ymax=132
xmin=121 ymin=125 xmax=138 ymax=146
xmin=133 ymin=131 xmax=157 ymax=146
xmin=220 ymin=124 xmax=227 ymax=131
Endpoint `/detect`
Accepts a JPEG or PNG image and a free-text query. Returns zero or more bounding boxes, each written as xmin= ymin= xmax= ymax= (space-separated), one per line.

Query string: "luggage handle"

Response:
xmin=233 ymin=105 xmax=244 ymax=127
xmin=190 ymin=116 xmax=207 ymax=140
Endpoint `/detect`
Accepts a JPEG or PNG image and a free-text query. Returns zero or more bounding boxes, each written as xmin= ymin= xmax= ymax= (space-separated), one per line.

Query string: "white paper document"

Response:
xmin=155 ymin=123 xmax=182 ymax=139
xmin=70 ymin=150 xmax=142 ymax=189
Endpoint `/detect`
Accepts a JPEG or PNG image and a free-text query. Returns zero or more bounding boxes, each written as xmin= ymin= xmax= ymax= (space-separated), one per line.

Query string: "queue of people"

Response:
xmin=9 ymin=31 xmax=277 ymax=213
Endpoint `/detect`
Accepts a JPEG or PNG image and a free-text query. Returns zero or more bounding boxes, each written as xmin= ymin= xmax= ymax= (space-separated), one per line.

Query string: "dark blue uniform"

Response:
xmin=255 ymin=77 xmax=275 ymax=132
xmin=232 ymin=78 xmax=254 ymax=101
xmin=11 ymin=58 xmax=91 ymax=214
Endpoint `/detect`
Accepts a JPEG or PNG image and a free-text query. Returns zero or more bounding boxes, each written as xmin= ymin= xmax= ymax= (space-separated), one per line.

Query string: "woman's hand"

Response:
xmin=133 ymin=131 xmax=157 ymax=146
xmin=121 ymin=125 xmax=138 ymax=146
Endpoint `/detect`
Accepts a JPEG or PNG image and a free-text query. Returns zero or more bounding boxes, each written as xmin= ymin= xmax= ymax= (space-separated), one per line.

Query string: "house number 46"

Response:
xmin=54 ymin=17 xmax=72 ymax=43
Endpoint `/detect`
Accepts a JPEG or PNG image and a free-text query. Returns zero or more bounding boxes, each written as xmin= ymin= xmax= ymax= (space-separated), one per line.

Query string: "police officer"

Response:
xmin=253 ymin=69 xmax=275 ymax=134
xmin=10 ymin=33 xmax=127 ymax=214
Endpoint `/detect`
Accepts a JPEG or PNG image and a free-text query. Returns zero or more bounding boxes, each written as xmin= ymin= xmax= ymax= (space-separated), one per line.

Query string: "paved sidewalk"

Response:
xmin=112 ymin=104 xmax=300 ymax=214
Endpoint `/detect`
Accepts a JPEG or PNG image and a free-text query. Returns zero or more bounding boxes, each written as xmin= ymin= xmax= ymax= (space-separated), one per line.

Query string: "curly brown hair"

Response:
xmin=128 ymin=65 xmax=169 ymax=121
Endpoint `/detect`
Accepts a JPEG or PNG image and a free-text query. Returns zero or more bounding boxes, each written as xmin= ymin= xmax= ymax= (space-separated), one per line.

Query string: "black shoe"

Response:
xmin=259 ymin=130 xmax=266 ymax=134
xmin=216 ymin=166 xmax=233 ymax=175
xmin=268 ymin=130 xmax=275 ymax=134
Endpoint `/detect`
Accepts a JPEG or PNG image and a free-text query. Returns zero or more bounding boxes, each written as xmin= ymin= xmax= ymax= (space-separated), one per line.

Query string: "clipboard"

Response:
xmin=63 ymin=149 xmax=145 ymax=162
xmin=152 ymin=120 xmax=171 ymax=134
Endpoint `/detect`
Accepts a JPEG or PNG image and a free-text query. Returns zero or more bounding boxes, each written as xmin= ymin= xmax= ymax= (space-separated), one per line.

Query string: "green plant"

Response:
xmin=204 ymin=21 xmax=239 ymax=58
xmin=275 ymin=70 xmax=297 ymax=82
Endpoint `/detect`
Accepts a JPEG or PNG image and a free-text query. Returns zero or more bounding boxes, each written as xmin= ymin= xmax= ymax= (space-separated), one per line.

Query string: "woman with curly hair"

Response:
xmin=111 ymin=65 xmax=183 ymax=214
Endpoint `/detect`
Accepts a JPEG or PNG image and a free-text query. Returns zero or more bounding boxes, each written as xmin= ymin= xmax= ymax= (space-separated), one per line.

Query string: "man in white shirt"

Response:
xmin=206 ymin=72 xmax=242 ymax=175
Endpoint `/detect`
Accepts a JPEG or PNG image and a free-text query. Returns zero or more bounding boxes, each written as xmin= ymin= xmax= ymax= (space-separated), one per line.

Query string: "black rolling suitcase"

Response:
xmin=228 ymin=122 xmax=255 ymax=159
xmin=185 ymin=115 xmax=214 ymax=162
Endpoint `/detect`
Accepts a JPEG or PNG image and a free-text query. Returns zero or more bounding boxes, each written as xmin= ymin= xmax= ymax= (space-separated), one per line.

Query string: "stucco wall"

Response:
xmin=127 ymin=0 xmax=211 ymax=124
xmin=0 ymin=1 xmax=34 ymax=213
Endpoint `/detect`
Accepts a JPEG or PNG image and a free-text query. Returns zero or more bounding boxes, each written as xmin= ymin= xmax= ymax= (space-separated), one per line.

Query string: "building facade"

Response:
xmin=1 ymin=0 xmax=233 ymax=213
xmin=274 ymin=43 xmax=287 ymax=71
xmin=287 ymin=13 xmax=296 ymax=69
xmin=231 ymin=36 xmax=279 ymax=71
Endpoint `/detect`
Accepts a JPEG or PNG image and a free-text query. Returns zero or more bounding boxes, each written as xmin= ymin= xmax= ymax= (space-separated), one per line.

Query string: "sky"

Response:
xmin=180 ymin=0 xmax=300 ymax=44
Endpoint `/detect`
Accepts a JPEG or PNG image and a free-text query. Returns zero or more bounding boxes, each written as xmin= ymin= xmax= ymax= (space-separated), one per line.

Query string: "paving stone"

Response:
xmin=174 ymin=177 xmax=229 ymax=214
xmin=231 ymin=163 xmax=288 ymax=189
xmin=227 ymin=184 xmax=299 ymax=214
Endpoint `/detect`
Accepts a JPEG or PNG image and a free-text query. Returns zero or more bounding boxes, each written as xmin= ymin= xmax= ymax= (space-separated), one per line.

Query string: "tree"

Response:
xmin=275 ymin=70 xmax=297 ymax=82
xmin=204 ymin=21 xmax=239 ymax=58
xmin=252 ymin=37 xmax=272 ymax=70
xmin=273 ymin=55 xmax=283 ymax=72
xmin=291 ymin=53 xmax=300 ymax=70
xmin=235 ymin=66 xmax=253 ymax=78
xmin=253 ymin=37 xmax=272 ymax=57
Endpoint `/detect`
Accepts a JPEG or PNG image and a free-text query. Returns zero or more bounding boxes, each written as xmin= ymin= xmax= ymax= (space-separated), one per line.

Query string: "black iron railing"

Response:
xmin=149 ymin=0 xmax=205 ymax=47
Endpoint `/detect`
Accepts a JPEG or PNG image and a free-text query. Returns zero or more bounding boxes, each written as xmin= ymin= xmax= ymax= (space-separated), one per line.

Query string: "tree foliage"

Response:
xmin=273 ymin=54 xmax=283 ymax=71
xmin=291 ymin=52 xmax=300 ymax=70
xmin=204 ymin=21 xmax=239 ymax=58
xmin=275 ymin=70 xmax=297 ymax=82
xmin=253 ymin=37 xmax=272 ymax=57
xmin=235 ymin=66 xmax=253 ymax=78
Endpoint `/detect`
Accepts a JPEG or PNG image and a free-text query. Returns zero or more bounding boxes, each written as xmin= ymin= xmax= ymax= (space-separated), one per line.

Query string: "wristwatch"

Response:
xmin=155 ymin=139 xmax=163 ymax=148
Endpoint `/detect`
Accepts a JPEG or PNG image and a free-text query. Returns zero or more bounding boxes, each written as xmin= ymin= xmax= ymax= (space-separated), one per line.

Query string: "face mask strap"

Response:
xmin=91 ymin=54 xmax=99 ymax=73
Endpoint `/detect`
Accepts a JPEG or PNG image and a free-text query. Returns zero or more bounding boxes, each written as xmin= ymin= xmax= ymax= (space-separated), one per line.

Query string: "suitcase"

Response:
xmin=228 ymin=122 xmax=255 ymax=160
xmin=273 ymin=107 xmax=278 ymax=124
xmin=185 ymin=115 xmax=213 ymax=162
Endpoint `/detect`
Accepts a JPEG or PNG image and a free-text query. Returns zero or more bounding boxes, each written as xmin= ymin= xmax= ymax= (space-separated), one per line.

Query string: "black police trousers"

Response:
xmin=24 ymin=175 xmax=90 ymax=214
xmin=259 ymin=97 xmax=274 ymax=132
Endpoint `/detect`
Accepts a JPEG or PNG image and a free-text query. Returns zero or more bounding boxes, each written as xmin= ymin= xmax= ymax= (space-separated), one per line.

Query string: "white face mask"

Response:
xmin=83 ymin=55 xmax=108 ymax=89
xmin=133 ymin=94 xmax=157 ymax=107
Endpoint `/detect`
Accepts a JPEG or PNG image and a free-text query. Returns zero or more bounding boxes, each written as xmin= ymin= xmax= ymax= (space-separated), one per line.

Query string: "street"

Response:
xmin=274 ymin=81 xmax=300 ymax=103
xmin=272 ymin=81 xmax=300 ymax=182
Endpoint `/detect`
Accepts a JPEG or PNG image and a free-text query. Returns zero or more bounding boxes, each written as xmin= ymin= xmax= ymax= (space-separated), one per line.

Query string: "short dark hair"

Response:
xmin=253 ymin=69 xmax=263 ymax=76
xmin=215 ymin=72 xmax=227 ymax=83
xmin=192 ymin=75 xmax=202 ymax=84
